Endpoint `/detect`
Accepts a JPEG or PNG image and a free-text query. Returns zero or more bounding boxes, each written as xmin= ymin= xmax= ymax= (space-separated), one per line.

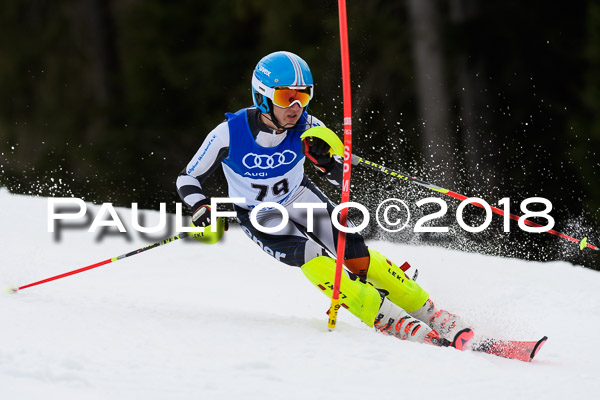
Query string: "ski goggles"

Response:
xmin=252 ymin=74 xmax=313 ymax=108
xmin=271 ymin=86 xmax=313 ymax=108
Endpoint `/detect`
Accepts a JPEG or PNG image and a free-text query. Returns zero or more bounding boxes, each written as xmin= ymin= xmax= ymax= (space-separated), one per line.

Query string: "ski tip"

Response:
xmin=530 ymin=336 xmax=548 ymax=361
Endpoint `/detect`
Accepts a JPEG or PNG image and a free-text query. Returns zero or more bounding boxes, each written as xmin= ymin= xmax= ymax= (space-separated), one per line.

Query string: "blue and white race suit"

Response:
xmin=177 ymin=107 xmax=368 ymax=267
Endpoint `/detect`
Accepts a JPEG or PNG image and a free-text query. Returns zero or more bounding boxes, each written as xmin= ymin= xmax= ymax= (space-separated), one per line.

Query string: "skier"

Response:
xmin=176 ymin=51 xmax=473 ymax=349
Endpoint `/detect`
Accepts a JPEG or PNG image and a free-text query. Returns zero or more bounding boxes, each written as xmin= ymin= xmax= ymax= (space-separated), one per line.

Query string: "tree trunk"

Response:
xmin=83 ymin=0 xmax=122 ymax=137
xmin=406 ymin=0 xmax=455 ymax=185
xmin=449 ymin=0 xmax=497 ymax=193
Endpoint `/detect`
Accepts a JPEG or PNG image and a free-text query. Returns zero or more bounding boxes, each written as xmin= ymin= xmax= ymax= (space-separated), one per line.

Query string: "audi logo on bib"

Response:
xmin=242 ymin=150 xmax=297 ymax=169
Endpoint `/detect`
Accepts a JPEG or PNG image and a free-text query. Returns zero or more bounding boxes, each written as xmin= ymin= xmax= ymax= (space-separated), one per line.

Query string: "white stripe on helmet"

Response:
xmin=283 ymin=51 xmax=305 ymax=86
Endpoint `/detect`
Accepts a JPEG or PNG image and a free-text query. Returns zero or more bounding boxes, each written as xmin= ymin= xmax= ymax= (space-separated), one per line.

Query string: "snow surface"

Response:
xmin=1 ymin=188 xmax=599 ymax=399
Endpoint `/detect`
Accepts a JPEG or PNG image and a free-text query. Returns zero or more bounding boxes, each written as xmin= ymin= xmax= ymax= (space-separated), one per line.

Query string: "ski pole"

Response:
xmin=352 ymin=154 xmax=598 ymax=251
xmin=9 ymin=232 xmax=190 ymax=293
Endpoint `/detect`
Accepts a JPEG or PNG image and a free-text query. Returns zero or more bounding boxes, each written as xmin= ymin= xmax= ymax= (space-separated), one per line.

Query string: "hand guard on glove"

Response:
xmin=303 ymin=136 xmax=335 ymax=173
xmin=189 ymin=199 xmax=228 ymax=244
xmin=191 ymin=199 xmax=212 ymax=228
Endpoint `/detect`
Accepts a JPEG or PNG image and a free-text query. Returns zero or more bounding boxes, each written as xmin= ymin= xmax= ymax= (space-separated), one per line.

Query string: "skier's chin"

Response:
xmin=280 ymin=118 xmax=299 ymax=129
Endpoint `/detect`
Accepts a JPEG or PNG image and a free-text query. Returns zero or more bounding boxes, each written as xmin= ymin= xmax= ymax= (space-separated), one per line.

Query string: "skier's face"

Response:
xmin=272 ymin=102 xmax=302 ymax=129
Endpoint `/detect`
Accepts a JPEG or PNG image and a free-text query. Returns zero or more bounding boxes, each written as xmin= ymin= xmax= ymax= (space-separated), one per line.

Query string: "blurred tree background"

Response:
xmin=1 ymin=0 xmax=599 ymax=269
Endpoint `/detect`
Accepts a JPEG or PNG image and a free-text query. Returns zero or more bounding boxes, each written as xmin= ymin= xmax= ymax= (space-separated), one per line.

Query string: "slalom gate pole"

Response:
xmin=328 ymin=0 xmax=354 ymax=330
xmin=10 ymin=232 xmax=189 ymax=293
xmin=352 ymin=155 xmax=599 ymax=251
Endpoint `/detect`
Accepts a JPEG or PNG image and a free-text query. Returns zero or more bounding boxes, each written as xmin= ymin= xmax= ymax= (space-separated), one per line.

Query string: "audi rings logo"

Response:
xmin=242 ymin=150 xmax=297 ymax=169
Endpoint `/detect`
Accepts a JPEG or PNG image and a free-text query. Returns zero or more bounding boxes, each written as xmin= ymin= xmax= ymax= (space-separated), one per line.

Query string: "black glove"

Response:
xmin=191 ymin=199 xmax=212 ymax=228
xmin=303 ymin=136 xmax=334 ymax=173
xmin=191 ymin=199 xmax=230 ymax=231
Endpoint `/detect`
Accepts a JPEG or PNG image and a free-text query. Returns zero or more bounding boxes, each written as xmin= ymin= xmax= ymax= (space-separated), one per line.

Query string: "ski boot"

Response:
xmin=410 ymin=298 xmax=474 ymax=350
xmin=375 ymin=296 xmax=448 ymax=346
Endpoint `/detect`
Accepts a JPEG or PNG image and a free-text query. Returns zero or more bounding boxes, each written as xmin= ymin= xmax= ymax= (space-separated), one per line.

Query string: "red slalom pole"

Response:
xmin=10 ymin=233 xmax=189 ymax=293
xmin=328 ymin=0 xmax=353 ymax=330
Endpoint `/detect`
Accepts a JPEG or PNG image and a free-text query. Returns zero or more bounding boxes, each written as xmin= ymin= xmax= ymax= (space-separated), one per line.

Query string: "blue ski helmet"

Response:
xmin=252 ymin=51 xmax=314 ymax=114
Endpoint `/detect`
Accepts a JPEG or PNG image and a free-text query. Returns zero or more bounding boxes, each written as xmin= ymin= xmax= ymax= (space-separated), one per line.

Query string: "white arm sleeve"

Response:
xmin=176 ymin=121 xmax=230 ymax=209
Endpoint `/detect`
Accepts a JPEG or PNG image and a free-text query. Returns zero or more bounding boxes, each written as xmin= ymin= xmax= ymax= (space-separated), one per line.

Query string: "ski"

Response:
xmin=470 ymin=336 xmax=548 ymax=362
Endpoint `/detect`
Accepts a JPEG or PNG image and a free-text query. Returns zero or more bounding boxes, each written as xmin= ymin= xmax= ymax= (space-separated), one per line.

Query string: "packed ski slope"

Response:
xmin=1 ymin=188 xmax=598 ymax=399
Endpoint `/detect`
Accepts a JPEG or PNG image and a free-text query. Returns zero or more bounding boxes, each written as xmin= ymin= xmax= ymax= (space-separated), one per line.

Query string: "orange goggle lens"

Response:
xmin=272 ymin=87 xmax=313 ymax=108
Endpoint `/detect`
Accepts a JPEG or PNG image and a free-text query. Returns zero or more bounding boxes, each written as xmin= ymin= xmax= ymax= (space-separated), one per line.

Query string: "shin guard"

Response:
xmin=301 ymin=256 xmax=381 ymax=327
xmin=366 ymin=249 xmax=429 ymax=313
